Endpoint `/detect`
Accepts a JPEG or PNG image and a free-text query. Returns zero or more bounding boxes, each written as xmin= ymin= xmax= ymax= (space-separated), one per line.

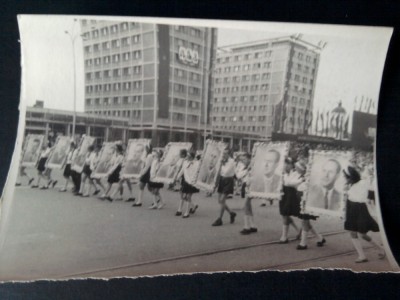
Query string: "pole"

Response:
xmin=72 ymin=37 xmax=77 ymax=139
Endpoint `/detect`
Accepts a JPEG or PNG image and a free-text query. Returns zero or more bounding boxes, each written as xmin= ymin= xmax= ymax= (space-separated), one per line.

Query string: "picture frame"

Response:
xmin=194 ymin=140 xmax=227 ymax=192
xmin=46 ymin=135 xmax=72 ymax=169
xmin=71 ymin=135 xmax=96 ymax=173
xmin=91 ymin=142 xmax=117 ymax=179
xmin=20 ymin=134 xmax=45 ymax=167
xmin=247 ymin=142 xmax=289 ymax=200
xmin=153 ymin=142 xmax=192 ymax=184
xmin=120 ymin=138 xmax=151 ymax=179
xmin=302 ymin=150 xmax=352 ymax=218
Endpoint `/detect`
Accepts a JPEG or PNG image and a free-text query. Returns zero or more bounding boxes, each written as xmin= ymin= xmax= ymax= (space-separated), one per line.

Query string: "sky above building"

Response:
xmin=18 ymin=16 xmax=391 ymax=120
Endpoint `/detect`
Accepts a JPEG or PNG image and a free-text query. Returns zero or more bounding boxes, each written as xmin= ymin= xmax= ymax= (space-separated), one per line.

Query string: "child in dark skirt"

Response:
xmin=132 ymin=145 xmax=153 ymax=207
xmin=212 ymin=148 xmax=237 ymax=227
xmin=175 ymin=151 xmax=199 ymax=218
xmin=59 ymin=141 xmax=76 ymax=192
xmin=147 ymin=150 xmax=165 ymax=209
xmin=295 ymin=161 xmax=325 ymax=250
xmin=78 ymin=145 xmax=99 ymax=197
xmin=238 ymin=153 xmax=257 ymax=234
xmin=32 ymin=142 xmax=54 ymax=189
xmin=102 ymin=144 xmax=124 ymax=202
xmin=278 ymin=157 xmax=301 ymax=243
xmin=343 ymin=166 xmax=385 ymax=263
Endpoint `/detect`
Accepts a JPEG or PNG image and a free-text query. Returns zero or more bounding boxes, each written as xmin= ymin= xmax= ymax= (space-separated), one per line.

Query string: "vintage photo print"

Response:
xmin=302 ymin=150 xmax=351 ymax=218
xmin=120 ymin=139 xmax=150 ymax=179
xmin=91 ymin=142 xmax=116 ymax=178
xmin=247 ymin=142 xmax=288 ymax=199
xmin=0 ymin=15 xmax=395 ymax=281
xmin=195 ymin=140 xmax=227 ymax=191
xmin=20 ymin=134 xmax=45 ymax=167
xmin=46 ymin=135 xmax=72 ymax=169
xmin=71 ymin=135 xmax=96 ymax=173
xmin=154 ymin=142 xmax=192 ymax=184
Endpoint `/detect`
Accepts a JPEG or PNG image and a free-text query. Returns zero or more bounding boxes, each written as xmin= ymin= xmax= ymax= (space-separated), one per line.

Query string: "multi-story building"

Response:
xmin=81 ymin=20 xmax=217 ymax=149
xmin=212 ymin=36 xmax=321 ymax=151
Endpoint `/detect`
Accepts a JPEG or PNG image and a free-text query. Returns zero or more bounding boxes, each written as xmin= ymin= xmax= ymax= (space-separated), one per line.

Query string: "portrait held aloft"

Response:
xmin=195 ymin=140 xmax=227 ymax=192
xmin=71 ymin=136 xmax=96 ymax=173
xmin=120 ymin=139 xmax=151 ymax=179
xmin=91 ymin=142 xmax=117 ymax=178
xmin=247 ymin=142 xmax=288 ymax=200
xmin=21 ymin=134 xmax=44 ymax=167
xmin=153 ymin=142 xmax=193 ymax=184
xmin=303 ymin=150 xmax=351 ymax=218
xmin=46 ymin=136 xmax=71 ymax=169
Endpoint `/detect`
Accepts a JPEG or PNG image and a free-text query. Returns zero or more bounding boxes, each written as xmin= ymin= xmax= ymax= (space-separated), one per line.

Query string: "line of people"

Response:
xmin=17 ymin=139 xmax=385 ymax=263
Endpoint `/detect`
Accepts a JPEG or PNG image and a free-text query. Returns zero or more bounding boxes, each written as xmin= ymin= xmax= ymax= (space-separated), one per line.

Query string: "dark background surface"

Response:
xmin=1 ymin=0 xmax=400 ymax=298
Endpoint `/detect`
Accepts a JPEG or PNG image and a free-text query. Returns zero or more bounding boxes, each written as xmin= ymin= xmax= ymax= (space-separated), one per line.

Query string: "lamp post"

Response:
xmin=65 ymin=19 xmax=88 ymax=139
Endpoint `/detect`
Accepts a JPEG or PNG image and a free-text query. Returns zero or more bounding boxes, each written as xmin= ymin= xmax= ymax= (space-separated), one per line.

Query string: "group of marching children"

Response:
xmin=18 ymin=136 xmax=385 ymax=262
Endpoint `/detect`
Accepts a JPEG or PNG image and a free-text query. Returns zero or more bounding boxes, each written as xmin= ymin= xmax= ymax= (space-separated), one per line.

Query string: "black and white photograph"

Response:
xmin=154 ymin=142 xmax=192 ymax=184
xmin=247 ymin=142 xmax=288 ymax=199
xmin=46 ymin=135 xmax=71 ymax=169
xmin=0 ymin=15 xmax=396 ymax=281
xmin=302 ymin=150 xmax=351 ymax=218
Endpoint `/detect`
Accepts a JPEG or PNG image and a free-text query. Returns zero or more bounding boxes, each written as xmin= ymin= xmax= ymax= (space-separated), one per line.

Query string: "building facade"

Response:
xmin=81 ymin=20 xmax=217 ymax=149
xmin=212 ymin=36 xmax=320 ymax=151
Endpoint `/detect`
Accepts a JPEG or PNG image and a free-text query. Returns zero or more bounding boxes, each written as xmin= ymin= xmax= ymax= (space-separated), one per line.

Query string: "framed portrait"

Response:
xmin=302 ymin=150 xmax=352 ymax=218
xmin=120 ymin=139 xmax=151 ymax=179
xmin=46 ymin=136 xmax=71 ymax=169
xmin=247 ymin=142 xmax=289 ymax=200
xmin=91 ymin=142 xmax=116 ymax=179
xmin=71 ymin=136 xmax=96 ymax=173
xmin=195 ymin=140 xmax=227 ymax=191
xmin=20 ymin=134 xmax=45 ymax=167
xmin=153 ymin=142 xmax=192 ymax=184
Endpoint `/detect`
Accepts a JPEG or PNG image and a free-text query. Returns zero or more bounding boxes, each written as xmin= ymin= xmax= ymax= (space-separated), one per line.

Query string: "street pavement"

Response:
xmin=0 ymin=168 xmax=392 ymax=280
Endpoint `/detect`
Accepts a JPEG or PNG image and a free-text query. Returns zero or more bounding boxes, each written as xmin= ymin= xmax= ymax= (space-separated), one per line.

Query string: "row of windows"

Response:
xmin=214 ymin=95 xmax=271 ymax=103
xmin=296 ymin=51 xmax=316 ymax=63
xmin=213 ymin=124 xmax=268 ymax=133
xmin=82 ymin=22 xmax=139 ymax=39
xmin=172 ymin=98 xmax=200 ymax=109
xmin=171 ymin=112 xmax=199 ymax=123
xmin=173 ymin=69 xmax=202 ymax=81
xmin=88 ymin=109 xmax=142 ymax=118
xmin=174 ymin=26 xmax=203 ymax=38
xmin=214 ymin=84 xmax=271 ymax=94
xmin=86 ymin=81 xmax=142 ymax=93
xmin=86 ymin=66 xmax=142 ymax=80
xmin=85 ymin=51 xmax=142 ymax=66
xmin=215 ymin=73 xmax=272 ymax=84
xmin=214 ymin=115 xmax=269 ymax=122
xmin=213 ymin=105 xmax=270 ymax=113
xmin=84 ymin=35 xmax=141 ymax=53
xmin=86 ymin=95 xmax=143 ymax=106
xmin=290 ymin=97 xmax=310 ymax=106
xmin=215 ymin=62 xmax=272 ymax=74
xmin=293 ymin=63 xmax=315 ymax=73
xmin=291 ymin=74 xmax=313 ymax=85
xmin=216 ymin=50 xmax=273 ymax=64
xmin=173 ymin=84 xmax=201 ymax=95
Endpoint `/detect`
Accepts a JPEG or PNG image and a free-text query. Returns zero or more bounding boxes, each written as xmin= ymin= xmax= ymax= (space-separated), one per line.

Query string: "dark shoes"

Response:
xmin=189 ymin=205 xmax=199 ymax=214
xmin=51 ymin=180 xmax=58 ymax=188
xmin=296 ymin=244 xmax=308 ymax=250
xmin=317 ymin=238 xmax=326 ymax=247
xmin=212 ymin=218 xmax=223 ymax=226
xmin=230 ymin=212 xmax=237 ymax=224
xmin=105 ymin=196 xmax=113 ymax=202
xmin=240 ymin=228 xmax=258 ymax=235
xmin=175 ymin=211 xmax=182 ymax=216
xmin=93 ymin=190 xmax=100 ymax=196
xmin=132 ymin=203 xmax=142 ymax=207
xmin=125 ymin=197 xmax=136 ymax=202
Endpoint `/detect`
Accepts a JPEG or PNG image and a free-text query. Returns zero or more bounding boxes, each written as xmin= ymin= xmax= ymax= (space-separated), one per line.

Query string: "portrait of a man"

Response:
xmin=92 ymin=143 xmax=116 ymax=176
xmin=47 ymin=136 xmax=70 ymax=168
xmin=22 ymin=135 xmax=43 ymax=165
xmin=120 ymin=139 xmax=151 ymax=179
xmin=195 ymin=141 xmax=226 ymax=191
xmin=154 ymin=143 xmax=192 ymax=184
xmin=307 ymin=158 xmax=342 ymax=211
xmin=72 ymin=136 xmax=96 ymax=173
xmin=304 ymin=151 xmax=351 ymax=217
xmin=248 ymin=142 xmax=288 ymax=199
